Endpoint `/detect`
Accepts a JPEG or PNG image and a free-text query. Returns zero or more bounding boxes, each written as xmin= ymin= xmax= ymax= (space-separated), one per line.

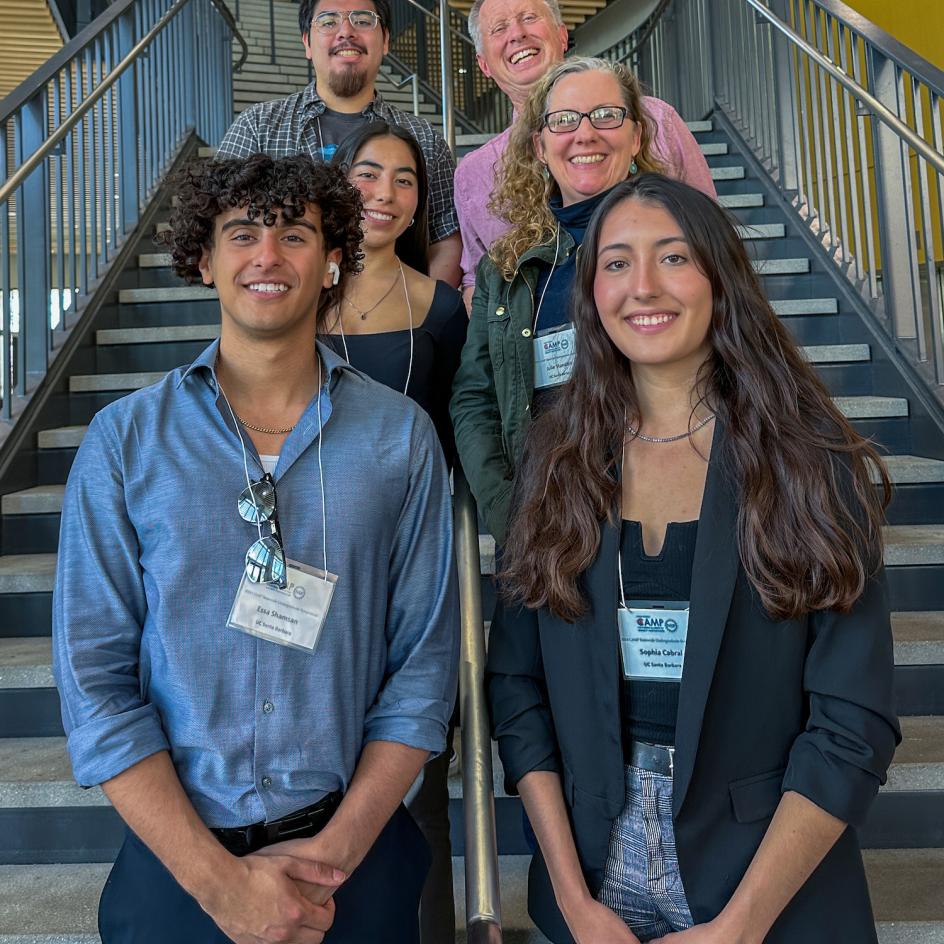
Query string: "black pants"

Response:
xmin=99 ymin=805 xmax=431 ymax=944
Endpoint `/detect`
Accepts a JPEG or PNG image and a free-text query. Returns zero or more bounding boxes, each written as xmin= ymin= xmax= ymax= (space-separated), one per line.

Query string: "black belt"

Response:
xmin=211 ymin=790 xmax=342 ymax=856
xmin=629 ymin=739 xmax=675 ymax=777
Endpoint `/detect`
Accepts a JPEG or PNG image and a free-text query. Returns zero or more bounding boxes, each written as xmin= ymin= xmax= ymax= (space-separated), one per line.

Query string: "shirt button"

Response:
xmin=522 ymin=328 xmax=532 ymax=338
xmin=262 ymin=700 xmax=274 ymax=714
xmin=261 ymin=776 xmax=272 ymax=788
xmin=496 ymin=306 xmax=505 ymax=316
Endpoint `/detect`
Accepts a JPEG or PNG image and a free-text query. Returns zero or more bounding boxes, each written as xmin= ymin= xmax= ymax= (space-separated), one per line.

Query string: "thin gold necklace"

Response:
xmin=233 ymin=414 xmax=296 ymax=435
xmin=343 ymin=266 xmax=400 ymax=320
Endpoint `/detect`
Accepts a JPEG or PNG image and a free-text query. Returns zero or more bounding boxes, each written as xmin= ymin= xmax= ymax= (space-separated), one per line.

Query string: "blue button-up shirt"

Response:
xmin=53 ymin=341 xmax=459 ymax=828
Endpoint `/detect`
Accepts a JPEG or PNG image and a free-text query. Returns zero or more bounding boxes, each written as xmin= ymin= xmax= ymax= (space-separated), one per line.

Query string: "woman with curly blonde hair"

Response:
xmin=451 ymin=57 xmax=716 ymax=543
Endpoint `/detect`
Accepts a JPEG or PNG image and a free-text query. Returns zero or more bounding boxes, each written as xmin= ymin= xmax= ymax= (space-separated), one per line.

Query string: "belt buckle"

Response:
xmin=667 ymin=745 xmax=675 ymax=778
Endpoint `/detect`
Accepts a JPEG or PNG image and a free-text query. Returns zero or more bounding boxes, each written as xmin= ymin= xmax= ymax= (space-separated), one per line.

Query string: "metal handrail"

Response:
xmin=624 ymin=0 xmax=944 ymax=396
xmin=741 ymin=0 xmax=944 ymax=175
xmin=0 ymin=0 xmax=246 ymax=123
xmin=454 ymin=470 xmax=503 ymax=944
xmin=0 ymin=0 xmax=244 ymax=206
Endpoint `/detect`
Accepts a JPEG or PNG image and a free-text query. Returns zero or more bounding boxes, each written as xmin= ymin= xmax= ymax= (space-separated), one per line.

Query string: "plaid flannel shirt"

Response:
xmin=218 ymin=83 xmax=459 ymax=243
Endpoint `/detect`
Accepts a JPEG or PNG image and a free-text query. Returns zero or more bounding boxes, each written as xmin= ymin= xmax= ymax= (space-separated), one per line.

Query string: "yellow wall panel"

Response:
xmin=846 ymin=1 xmax=944 ymax=70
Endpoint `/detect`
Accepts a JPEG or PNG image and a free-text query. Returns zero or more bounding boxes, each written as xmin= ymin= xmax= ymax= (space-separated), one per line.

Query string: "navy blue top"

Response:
xmin=619 ymin=518 xmax=698 ymax=748
xmin=533 ymin=186 xmax=617 ymax=333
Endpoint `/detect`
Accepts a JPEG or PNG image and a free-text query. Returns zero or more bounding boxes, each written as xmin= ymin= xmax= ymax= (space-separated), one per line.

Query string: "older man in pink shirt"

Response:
xmin=456 ymin=0 xmax=716 ymax=302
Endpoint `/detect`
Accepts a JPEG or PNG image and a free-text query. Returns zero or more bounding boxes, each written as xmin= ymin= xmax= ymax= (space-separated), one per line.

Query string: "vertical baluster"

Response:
xmin=850 ymin=31 xmax=879 ymax=298
xmin=53 ymin=72 xmax=66 ymax=334
xmin=0 ymin=122 xmax=11 ymax=418
xmin=86 ymin=43 xmax=100 ymax=281
xmin=837 ymin=24 xmax=866 ymax=281
xmin=65 ymin=63 xmax=78 ymax=307
xmin=912 ymin=82 xmax=944 ymax=380
xmin=811 ymin=8 xmax=838 ymax=251
xmin=825 ymin=14 xmax=851 ymax=263
xmin=931 ymin=93 xmax=944 ymax=382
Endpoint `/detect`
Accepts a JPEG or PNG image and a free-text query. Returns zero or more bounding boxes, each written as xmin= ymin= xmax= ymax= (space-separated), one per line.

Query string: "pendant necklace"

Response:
xmin=343 ymin=267 xmax=400 ymax=320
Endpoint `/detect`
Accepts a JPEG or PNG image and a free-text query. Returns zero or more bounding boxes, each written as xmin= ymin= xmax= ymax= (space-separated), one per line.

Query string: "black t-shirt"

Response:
xmin=322 ymin=280 xmax=468 ymax=466
xmin=315 ymin=107 xmax=369 ymax=161
xmin=619 ymin=518 xmax=698 ymax=748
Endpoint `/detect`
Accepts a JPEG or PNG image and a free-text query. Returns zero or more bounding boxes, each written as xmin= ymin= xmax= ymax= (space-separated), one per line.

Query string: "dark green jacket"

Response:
xmin=450 ymin=229 xmax=577 ymax=543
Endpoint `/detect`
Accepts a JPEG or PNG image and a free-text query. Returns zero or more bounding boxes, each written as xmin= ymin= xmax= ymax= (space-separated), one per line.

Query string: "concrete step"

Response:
xmin=0 ymin=738 xmax=106 ymax=808
xmin=880 ymin=456 xmax=944 ymax=485
xmin=737 ymin=222 xmax=785 ymax=239
xmin=117 ymin=286 xmax=216 ymax=304
xmin=686 ymin=119 xmax=713 ymax=132
xmin=834 ymin=395 xmax=908 ymax=419
xmin=802 ymin=343 xmax=870 ymax=363
xmin=68 ymin=372 xmax=165 ymax=393
xmin=97 ymin=324 xmax=219 ymax=345
xmin=771 ymin=297 xmax=838 ymax=315
xmin=479 ymin=522 xmax=941 ymax=574
xmin=699 ymin=141 xmax=729 ymax=156
xmin=37 ymin=426 xmax=87 ymax=450
xmin=753 ymin=257 xmax=810 ymax=276
xmin=2 ymin=485 xmax=65 ymax=515
xmin=718 ymin=192 xmax=763 ymax=208
xmin=710 ymin=165 xmax=746 ymax=181
xmin=0 ymin=554 xmax=57 ymax=593
xmin=0 ymin=638 xmax=52 ymax=688
xmin=892 ymin=612 xmax=944 ymax=665
xmin=886 ymin=716 xmax=944 ymax=792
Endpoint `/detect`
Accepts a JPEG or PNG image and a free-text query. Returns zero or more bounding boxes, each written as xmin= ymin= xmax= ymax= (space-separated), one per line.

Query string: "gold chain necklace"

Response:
xmin=343 ymin=267 xmax=400 ymax=320
xmin=626 ymin=413 xmax=716 ymax=443
xmin=234 ymin=413 xmax=296 ymax=435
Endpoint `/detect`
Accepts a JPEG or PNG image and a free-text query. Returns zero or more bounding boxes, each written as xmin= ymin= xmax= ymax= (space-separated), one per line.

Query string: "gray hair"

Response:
xmin=467 ymin=0 xmax=565 ymax=53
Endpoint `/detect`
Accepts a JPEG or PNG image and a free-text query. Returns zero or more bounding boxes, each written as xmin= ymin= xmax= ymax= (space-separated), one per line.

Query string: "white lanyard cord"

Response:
xmin=218 ymin=358 xmax=329 ymax=580
xmin=337 ymin=258 xmax=414 ymax=395
xmin=532 ymin=223 xmax=561 ymax=335
xmin=618 ymin=432 xmax=627 ymax=608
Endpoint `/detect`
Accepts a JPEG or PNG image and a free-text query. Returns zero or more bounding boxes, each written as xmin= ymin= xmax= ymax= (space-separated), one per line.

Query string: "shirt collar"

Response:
xmin=302 ymin=81 xmax=384 ymax=117
xmin=178 ymin=338 xmax=358 ymax=393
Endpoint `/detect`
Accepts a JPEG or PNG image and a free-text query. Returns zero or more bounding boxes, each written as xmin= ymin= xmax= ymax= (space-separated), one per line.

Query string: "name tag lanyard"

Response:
xmin=335 ymin=261 xmax=414 ymax=395
xmin=532 ymin=222 xmax=561 ymax=336
xmin=218 ymin=358 xmax=331 ymax=586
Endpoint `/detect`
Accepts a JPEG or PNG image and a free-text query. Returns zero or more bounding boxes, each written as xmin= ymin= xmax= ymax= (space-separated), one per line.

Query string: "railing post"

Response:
xmin=438 ymin=0 xmax=455 ymax=150
xmin=117 ymin=7 xmax=139 ymax=232
xmin=15 ymin=94 xmax=51 ymax=383
xmin=269 ymin=0 xmax=276 ymax=65
xmin=767 ymin=0 xmax=799 ymax=191
xmin=453 ymin=470 xmax=503 ymax=944
xmin=869 ymin=50 xmax=922 ymax=344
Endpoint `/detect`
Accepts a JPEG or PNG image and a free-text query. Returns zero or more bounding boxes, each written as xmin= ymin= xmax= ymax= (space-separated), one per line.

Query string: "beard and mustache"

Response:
xmin=326 ymin=44 xmax=370 ymax=98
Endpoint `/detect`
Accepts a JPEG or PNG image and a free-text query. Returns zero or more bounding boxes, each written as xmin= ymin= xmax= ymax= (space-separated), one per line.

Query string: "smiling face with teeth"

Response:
xmin=303 ymin=0 xmax=389 ymax=105
xmin=199 ymin=204 xmax=342 ymax=343
xmin=474 ymin=0 xmax=568 ymax=110
xmin=593 ymin=197 xmax=713 ymax=376
xmin=533 ymin=70 xmax=642 ymax=208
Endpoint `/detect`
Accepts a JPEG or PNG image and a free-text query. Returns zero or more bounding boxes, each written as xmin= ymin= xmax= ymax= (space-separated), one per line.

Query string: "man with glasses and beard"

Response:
xmin=218 ymin=0 xmax=462 ymax=286
xmin=52 ymin=154 xmax=458 ymax=944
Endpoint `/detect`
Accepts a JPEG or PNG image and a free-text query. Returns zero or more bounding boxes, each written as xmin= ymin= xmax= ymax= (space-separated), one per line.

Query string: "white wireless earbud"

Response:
xmin=328 ymin=261 xmax=341 ymax=286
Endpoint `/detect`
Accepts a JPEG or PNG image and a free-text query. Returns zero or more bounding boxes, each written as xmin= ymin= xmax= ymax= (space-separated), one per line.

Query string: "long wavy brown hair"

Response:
xmin=501 ymin=174 xmax=891 ymax=622
xmin=488 ymin=57 xmax=664 ymax=280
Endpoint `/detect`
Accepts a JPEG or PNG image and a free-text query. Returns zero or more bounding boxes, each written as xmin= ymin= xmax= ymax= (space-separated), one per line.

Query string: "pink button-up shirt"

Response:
xmin=455 ymin=96 xmax=717 ymax=288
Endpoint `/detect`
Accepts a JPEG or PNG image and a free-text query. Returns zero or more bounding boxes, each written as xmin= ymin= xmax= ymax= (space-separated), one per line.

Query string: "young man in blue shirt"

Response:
xmin=53 ymin=154 xmax=459 ymax=944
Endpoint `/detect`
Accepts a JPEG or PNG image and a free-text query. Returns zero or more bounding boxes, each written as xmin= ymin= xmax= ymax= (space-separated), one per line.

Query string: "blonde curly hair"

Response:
xmin=488 ymin=57 xmax=664 ymax=280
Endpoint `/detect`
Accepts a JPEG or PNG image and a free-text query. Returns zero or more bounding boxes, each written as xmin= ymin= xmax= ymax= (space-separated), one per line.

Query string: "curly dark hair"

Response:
xmin=159 ymin=153 xmax=364 ymax=318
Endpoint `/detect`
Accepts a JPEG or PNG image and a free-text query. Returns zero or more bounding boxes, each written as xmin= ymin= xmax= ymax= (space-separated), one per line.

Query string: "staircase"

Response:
xmin=230 ymin=0 xmax=447 ymax=132
xmin=0 ymin=112 xmax=942 ymax=939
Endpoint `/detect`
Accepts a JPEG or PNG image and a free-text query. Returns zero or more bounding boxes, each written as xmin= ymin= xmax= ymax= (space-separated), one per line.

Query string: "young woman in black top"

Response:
xmin=487 ymin=174 xmax=898 ymax=944
xmin=328 ymin=122 xmax=467 ymax=464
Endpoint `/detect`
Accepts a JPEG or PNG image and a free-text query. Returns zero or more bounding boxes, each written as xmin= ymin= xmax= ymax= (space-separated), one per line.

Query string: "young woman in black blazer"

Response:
xmin=486 ymin=174 xmax=900 ymax=944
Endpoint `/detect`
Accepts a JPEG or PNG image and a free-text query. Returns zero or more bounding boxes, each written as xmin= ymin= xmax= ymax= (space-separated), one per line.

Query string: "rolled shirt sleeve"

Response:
xmin=362 ymin=412 xmax=459 ymax=755
xmin=53 ymin=415 xmax=171 ymax=787
xmin=781 ymin=568 xmax=901 ymax=826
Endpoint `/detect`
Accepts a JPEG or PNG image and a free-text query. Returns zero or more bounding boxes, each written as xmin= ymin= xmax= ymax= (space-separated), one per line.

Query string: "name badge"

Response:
xmin=533 ymin=324 xmax=576 ymax=390
xmin=618 ymin=600 xmax=689 ymax=682
xmin=227 ymin=559 xmax=338 ymax=653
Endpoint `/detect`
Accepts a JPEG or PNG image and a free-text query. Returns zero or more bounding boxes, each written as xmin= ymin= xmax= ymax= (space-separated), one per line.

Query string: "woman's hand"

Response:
xmin=649 ymin=916 xmax=757 ymax=944
xmin=562 ymin=895 xmax=641 ymax=943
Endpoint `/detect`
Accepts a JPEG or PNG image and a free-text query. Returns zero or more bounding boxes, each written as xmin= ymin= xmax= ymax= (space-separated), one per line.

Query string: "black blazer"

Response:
xmin=486 ymin=427 xmax=900 ymax=943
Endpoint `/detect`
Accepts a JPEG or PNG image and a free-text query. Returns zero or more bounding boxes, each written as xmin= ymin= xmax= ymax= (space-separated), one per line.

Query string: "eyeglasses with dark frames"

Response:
xmin=238 ymin=473 xmax=287 ymax=589
xmin=311 ymin=9 xmax=380 ymax=33
xmin=543 ymin=106 xmax=629 ymax=134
